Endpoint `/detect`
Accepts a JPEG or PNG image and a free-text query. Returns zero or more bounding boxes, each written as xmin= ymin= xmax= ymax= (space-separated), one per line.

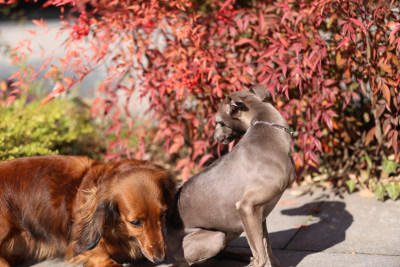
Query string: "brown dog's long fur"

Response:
xmin=0 ymin=155 xmax=176 ymax=266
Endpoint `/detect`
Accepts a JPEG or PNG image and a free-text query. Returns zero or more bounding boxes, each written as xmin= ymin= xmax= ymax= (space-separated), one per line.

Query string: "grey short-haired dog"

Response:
xmin=167 ymin=85 xmax=296 ymax=267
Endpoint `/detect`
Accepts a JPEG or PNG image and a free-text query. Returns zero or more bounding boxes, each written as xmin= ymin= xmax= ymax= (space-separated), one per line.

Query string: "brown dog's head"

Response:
xmin=112 ymin=168 xmax=174 ymax=263
xmin=213 ymin=85 xmax=271 ymax=144
xmin=72 ymin=161 xmax=176 ymax=264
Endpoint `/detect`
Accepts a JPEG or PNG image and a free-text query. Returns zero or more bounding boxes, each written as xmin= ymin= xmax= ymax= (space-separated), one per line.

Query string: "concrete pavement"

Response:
xmin=22 ymin=187 xmax=400 ymax=267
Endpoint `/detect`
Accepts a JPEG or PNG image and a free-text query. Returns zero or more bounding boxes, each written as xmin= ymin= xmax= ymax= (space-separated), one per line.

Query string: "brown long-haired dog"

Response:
xmin=0 ymin=155 xmax=176 ymax=266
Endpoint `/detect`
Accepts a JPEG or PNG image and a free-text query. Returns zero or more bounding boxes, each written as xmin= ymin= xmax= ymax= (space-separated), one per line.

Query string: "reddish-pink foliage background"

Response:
xmin=3 ymin=0 xmax=400 ymax=183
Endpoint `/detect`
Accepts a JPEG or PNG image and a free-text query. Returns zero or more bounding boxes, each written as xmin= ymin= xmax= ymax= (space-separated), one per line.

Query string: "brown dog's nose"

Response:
xmin=153 ymin=256 xmax=165 ymax=264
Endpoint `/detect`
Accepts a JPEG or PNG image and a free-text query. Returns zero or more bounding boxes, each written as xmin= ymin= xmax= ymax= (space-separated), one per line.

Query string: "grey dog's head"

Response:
xmin=212 ymin=85 xmax=272 ymax=144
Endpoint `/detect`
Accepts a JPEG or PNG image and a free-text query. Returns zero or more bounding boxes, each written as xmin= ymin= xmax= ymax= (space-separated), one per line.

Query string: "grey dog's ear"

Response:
xmin=229 ymin=94 xmax=246 ymax=109
xmin=250 ymin=85 xmax=272 ymax=102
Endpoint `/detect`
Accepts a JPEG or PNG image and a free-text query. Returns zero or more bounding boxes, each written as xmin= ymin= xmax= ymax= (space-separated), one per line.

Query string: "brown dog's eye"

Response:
xmin=130 ymin=220 xmax=141 ymax=226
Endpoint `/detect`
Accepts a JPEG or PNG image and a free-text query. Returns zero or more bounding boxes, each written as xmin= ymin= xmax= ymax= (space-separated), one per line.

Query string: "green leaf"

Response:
xmin=360 ymin=170 xmax=369 ymax=182
xmin=369 ymin=180 xmax=377 ymax=190
xmin=375 ymin=184 xmax=385 ymax=201
xmin=382 ymin=157 xmax=397 ymax=175
xmin=0 ymin=91 xmax=104 ymax=161
xmin=345 ymin=179 xmax=356 ymax=193
xmin=385 ymin=183 xmax=400 ymax=201
xmin=364 ymin=154 xmax=372 ymax=169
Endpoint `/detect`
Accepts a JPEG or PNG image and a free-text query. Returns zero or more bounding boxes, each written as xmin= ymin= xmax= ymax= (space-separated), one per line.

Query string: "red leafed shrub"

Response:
xmin=3 ymin=0 xmax=400 ymax=198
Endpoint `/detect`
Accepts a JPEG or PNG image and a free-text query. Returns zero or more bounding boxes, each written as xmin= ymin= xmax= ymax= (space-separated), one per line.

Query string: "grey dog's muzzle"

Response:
xmin=212 ymin=124 xmax=241 ymax=144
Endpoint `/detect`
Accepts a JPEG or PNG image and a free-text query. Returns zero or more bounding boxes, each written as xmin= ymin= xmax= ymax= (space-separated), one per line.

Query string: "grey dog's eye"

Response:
xmin=130 ymin=220 xmax=141 ymax=226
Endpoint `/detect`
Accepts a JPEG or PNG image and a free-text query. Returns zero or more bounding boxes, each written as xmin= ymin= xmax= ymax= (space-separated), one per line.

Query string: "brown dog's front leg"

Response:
xmin=68 ymin=240 xmax=122 ymax=267
xmin=236 ymin=188 xmax=280 ymax=267
xmin=0 ymin=257 xmax=10 ymax=267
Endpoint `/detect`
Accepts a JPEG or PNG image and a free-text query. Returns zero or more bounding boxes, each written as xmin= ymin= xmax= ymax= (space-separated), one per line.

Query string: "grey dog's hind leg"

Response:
xmin=181 ymin=228 xmax=227 ymax=265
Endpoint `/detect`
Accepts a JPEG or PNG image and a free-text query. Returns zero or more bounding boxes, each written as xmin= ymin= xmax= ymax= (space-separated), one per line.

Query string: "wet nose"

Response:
xmin=153 ymin=256 xmax=165 ymax=264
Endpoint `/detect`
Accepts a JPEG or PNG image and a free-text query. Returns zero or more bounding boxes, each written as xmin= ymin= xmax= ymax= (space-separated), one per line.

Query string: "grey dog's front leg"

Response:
xmin=237 ymin=188 xmax=279 ymax=267
xmin=263 ymin=221 xmax=282 ymax=267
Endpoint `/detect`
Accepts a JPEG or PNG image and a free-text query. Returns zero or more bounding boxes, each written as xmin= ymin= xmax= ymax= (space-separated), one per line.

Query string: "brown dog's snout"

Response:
xmin=146 ymin=242 xmax=166 ymax=264
xmin=153 ymin=255 xmax=166 ymax=264
xmin=138 ymin=226 xmax=167 ymax=263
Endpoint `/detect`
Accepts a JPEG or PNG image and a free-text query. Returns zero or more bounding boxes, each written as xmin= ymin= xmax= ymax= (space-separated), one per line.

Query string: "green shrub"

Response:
xmin=0 ymin=94 xmax=105 ymax=160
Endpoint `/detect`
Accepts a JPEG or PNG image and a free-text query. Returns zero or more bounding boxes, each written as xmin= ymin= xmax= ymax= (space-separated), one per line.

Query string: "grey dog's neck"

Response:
xmin=240 ymin=103 xmax=292 ymax=149
xmin=252 ymin=120 xmax=293 ymax=137
xmin=250 ymin=102 xmax=288 ymax=127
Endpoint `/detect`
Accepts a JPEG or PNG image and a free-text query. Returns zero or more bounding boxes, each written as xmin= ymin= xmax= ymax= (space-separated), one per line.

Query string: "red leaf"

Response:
xmin=27 ymin=30 xmax=36 ymax=36
xmin=365 ymin=127 xmax=376 ymax=146
xmin=8 ymin=72 xmax=21 ymax=80
xmin=198 ymin=154 xmax=213 ymax=168
xmin=228 ymin=140 xmax=235 ymax=151
xmin=259 ymin=10 xmax=266 ymax=33
xmin=382 ymin=83 xmax=391 ymax=107
xmin=336 ymin=36 xmax=350 ymax=50
xmin=350 ymin=18 xmax=364 ymax=27
xmin=182 ymin=165 xmax=190 ymax=183
xmin=235 ymin=38 xmax=259 ymax=49
xmin=324 ymin=115 xmax=333 ymax=132
xmin=220 ymin=0 xmax=234 ymax=11
xmin=9 ymin=88 xmax=21 ymax=95
xmin=389 ymin=25 xmax=400 ymax=39
xmin=10 ymin=80 xmax=23 ymax=87
xmin=324 ymin=79 xmax=337 ymax=86
xmin=374 ymin=8 xmax=379 ymax=20
xmin=277 ymin=35 xmax=289 ymax=48
xmin=258 ymin=46 xmax=278 ymax=61
xmin=367 ymin=21 xmax=374 ymax=28
xmin=391 ymin=131 xmax=398 ymax=155
xmin=383 ymin=119 xmax=392 ymax=136
xmin=314 ymin=138 xmax=323 ymax=153
xmin=309 ymin=152 xmax=320 ymax=164
xmin=39 ymin=96 xmax=55 ymax=109
xmin=32 ymin=19 xmax=43 ymax=27
xmin=325 ymin=110 xmax=339 ymax=117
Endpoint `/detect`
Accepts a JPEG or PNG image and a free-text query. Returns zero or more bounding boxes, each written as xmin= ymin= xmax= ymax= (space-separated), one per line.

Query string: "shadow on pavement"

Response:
xmin=280 ymin=201 xmax=353 ymax=249
xmin=129 ymin=200 xmax=354 ymax=267
xmin=230 ymin=201 xmax=354 ymax=267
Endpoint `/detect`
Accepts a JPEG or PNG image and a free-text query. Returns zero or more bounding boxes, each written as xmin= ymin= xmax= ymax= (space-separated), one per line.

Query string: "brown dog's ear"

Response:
xmin=250 ymin=85 xmax=272 ymax=102
xmin=73 ymin=199 xmax=119 ymax=256
xmin=159 ymin=171 xmax=177 ymax=216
